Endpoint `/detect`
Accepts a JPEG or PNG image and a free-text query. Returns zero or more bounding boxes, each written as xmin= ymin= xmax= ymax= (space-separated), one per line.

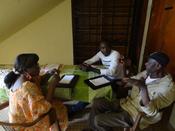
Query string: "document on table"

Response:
xmin=40 ymin=64 xmax=63 ymax=75
xmin=59 ymin=75 xmax=75 ymax=84
xmin=89 ymin=76 xmax=110 ymax=86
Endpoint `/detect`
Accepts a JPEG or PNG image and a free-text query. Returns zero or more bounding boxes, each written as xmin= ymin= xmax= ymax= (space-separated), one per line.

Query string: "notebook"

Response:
xmin=57 ymin=74 xmax=79 ymax=88
xmin=84 ymin=75 xmax=112 ymax=90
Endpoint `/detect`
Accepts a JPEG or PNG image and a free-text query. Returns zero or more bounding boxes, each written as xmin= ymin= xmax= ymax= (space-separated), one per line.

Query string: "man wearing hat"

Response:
xmin=85 ymin=52 xmax=175 ymax=131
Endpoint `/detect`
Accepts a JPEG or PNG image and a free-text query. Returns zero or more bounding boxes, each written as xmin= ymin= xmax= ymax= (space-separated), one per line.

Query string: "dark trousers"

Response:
xmin=88 ymin=98 xmax=133 ymax=131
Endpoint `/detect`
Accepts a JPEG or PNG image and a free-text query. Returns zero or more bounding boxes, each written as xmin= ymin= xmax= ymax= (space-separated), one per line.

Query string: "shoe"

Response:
xmin=71 ymin=102 xmax=89 ymax=112
xmin=67 ymin=102 xmax=89 ymax=114
xmin=65 ymin=101 xmax=89 ymax=120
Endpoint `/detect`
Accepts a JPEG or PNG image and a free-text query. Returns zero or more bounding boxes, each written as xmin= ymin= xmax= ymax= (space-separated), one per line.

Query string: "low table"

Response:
xmin=54 ymin=65 xmax=112 ymax=103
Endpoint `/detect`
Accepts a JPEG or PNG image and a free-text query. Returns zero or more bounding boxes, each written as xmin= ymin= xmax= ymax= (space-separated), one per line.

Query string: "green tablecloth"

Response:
xmin=54 ymin=65 xmax=112 ymax=103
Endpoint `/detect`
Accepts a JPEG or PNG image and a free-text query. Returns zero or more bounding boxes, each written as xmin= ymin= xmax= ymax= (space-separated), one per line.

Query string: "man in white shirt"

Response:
xmin=85 ymin=52 xmax=175 ymax=131
xmin=80 ymin=40 xmax=124 ymax=79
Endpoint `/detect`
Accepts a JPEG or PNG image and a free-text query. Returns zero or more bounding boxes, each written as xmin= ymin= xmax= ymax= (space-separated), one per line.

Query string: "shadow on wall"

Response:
xmin=0 ymin=0 xmax=65 ymax=43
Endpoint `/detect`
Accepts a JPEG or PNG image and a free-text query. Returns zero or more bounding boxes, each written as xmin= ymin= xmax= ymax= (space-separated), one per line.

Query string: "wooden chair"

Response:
xmin=123 ymin=102 xmax=175 ymax=131
xmin=0 ymin=101 xmax=61 ymax=131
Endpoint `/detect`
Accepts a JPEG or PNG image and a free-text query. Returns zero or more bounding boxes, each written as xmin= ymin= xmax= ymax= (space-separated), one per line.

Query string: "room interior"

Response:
xmin=0 ymin=0 xmax=175 ymax=130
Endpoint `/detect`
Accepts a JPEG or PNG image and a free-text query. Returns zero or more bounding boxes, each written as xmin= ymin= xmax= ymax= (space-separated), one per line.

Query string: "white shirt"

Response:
xmin=145 ymin=75 xmax=158 ymax=84
xmin=84 ymin=50 xmax=124 ymax=78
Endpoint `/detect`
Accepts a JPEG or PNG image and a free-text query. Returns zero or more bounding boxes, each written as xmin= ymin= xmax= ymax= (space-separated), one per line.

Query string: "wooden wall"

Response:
xmin=145 ymin=0 xmax=175 ymax=78
xmin=72 ymin=0 xmax=135 ymax=64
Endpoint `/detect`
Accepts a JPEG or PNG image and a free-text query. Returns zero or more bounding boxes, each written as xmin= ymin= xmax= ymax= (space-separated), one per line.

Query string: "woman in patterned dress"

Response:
xmin=4 ymin=53 xmax=68 ymax=131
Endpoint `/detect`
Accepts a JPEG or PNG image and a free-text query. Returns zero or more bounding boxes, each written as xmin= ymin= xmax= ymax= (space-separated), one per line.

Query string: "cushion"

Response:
xmin=0 ymin=65 xmax=12 ymax=89
xmin=0 ymin=88 xmax=8 ymax=104
xmin=0 ymin=65 xmax=11 ymax=103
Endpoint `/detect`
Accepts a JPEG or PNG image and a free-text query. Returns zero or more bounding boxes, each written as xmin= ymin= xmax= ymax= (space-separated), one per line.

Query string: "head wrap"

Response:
xmin=149 ymin=52 xmax=169 ymax=67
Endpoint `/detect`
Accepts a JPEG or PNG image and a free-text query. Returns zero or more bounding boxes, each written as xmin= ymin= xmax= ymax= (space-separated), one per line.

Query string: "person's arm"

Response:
xmin=79 ymin=63 xmax=101 ymax=73
xmin=18 ymin=82 xmax=60 ymax=130
xmin=125 ymin=77 xmax=175 ymax=117
xmin=125 ymin=78 xmax=150 ymax=106
xmin=41 ymin=73 xmax=61 ymax=131
xmin=129 ymin=72 xmax=150 ymax=106
xmin=46 ymin=73 xmax=60 ymax=101
xmin=140 ymin=81 xmax=175 ymax=116
xmin=18 ymin=82 xmax=52 ymax=121
xmin=139 ymin=85 xmax=150 ymax=106
xmin=84 ymin=52 xmax=101 ymax=65
xmin=40 ymin=69 xmax=59 ymax=86
xmin=80 ymin=52 xmax=101 ymax=72
xmin=87 ymin=65 xmax=101 ymax=74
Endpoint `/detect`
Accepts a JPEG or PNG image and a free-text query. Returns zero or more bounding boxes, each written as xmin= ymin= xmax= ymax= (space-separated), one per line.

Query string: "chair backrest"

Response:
xmin=157 ymin=102 xmax=174 ymax=125
xmin=0 ymin=101 xmax=10 ymax=131
xmin=124 ymin=101 xmax=175 ymax=131
xmin=0 ymin=101 xmax=60 ymax=131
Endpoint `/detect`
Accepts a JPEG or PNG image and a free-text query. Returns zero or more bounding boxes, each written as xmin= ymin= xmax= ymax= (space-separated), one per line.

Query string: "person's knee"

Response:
xmin=94 ymin=115 xmax=105 ymax=127
xmin=95 ymin=115 xmax=113 ymax=131
xmin=94 ymin=115 xmax=101 ymax=127
xmin=92 ymin=98 xmax=106 ymax=109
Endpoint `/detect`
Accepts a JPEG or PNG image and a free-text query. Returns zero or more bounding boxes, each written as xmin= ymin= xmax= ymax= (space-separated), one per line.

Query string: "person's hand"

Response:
xmin=47 ymin=73 xmax=60 ymax=101
xmin=115 ymin=80 xmax=125 ymax=87
xmin=79 ymin=64 xmax=86 ymax=71
xmin=121 ymin=77 xmax=132 ymax=88
xmin=122 ymin=78 xmax=145 ymax=88
xmin=46 ymin=68 xmax=59 ymax=76
xmin=79 ymin=63 xmax=92 ymax=71
xmin=49 ymin=73 xmax=60 ymax=87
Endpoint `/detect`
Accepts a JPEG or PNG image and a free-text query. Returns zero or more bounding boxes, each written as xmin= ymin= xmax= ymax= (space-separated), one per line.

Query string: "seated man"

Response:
xmin=86 ymin=52 xmax=175 ymax=131
xmin=80 ymin=40 xmax=124 ymax=79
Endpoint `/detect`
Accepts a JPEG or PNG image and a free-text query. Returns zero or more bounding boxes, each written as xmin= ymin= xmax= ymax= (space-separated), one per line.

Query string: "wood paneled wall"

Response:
xmin=72 ymin=0 xmax=135 ymax=64
xmin=145 ymin=0 xmax=175 ymax=78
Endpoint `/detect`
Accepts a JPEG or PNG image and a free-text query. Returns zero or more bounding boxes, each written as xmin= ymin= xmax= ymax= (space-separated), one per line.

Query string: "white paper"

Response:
xmin=59 ymin=75 xmax=74 ymax=84
xmin=89 ymin=76 xmax=110 ymax=86
xmin=63 ymin=100 xmax=79 ymax=105
xmin=40 ymin=64 xmax=60 ymax=75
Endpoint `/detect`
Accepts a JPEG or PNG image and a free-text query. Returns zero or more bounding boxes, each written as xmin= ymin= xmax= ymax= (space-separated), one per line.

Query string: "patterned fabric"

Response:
xmin=9 ymin=81 xmax=68 ymax=131
xmin=0 ymin=88 xmax=8 ymax=104
xmin=51 ymin=100 xmax=68 ymax=131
